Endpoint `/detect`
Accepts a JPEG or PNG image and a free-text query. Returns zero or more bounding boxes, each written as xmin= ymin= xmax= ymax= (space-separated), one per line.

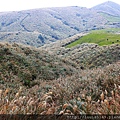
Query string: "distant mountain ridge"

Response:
xmin=92 ymin=1 xmax=120 ymax=16
xmin=0 ymin=1 xmax=120 ymax=47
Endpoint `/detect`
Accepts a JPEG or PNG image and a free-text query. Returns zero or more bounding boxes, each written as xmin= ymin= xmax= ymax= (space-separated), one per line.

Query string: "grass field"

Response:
xmin=66 ymin=28 xmax=120 ymax=48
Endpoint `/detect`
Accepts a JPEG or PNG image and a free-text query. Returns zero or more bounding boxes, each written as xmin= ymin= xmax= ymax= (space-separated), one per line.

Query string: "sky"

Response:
xmin=0 ymin=0 xmax=120 ymax=12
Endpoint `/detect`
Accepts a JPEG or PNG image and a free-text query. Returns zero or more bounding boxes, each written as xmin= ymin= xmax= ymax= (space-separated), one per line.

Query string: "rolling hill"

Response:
xmin=66 ymin=28 xmax=120 ymax=47
xmin=0 ymin=1 xmax=120 ymax=46
xmin=0 ymin=42 xmax=120 ymax=115
xmin=40 ymin=28 xmax=120 ymax=69
xmin=0 ymin=1 xmax=120 ymax=115
xmin=0 ymin=42 xmax=77 ymax=89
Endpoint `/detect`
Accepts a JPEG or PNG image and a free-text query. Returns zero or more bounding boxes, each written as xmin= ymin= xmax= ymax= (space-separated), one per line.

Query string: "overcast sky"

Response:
xmin=0 ymin=0 xmax=120 ymax=12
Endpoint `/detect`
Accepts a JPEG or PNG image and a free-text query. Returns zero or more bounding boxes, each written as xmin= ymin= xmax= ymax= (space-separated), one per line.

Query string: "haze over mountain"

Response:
xmin=0 ymin=1 xmax=120 ymax=47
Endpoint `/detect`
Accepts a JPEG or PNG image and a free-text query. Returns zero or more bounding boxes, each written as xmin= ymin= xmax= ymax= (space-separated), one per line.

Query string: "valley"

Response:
xmin=0 ymin=0 xmax=120 ymax=117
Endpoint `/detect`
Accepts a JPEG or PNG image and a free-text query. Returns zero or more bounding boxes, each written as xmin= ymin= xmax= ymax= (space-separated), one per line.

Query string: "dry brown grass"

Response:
xmin=0 ymin=62 xmax=120 ymax=114
xmin=0 ymin=85 xmax=119 ymax=114
xmin=0 ymin=42 xmax=120 ymax=116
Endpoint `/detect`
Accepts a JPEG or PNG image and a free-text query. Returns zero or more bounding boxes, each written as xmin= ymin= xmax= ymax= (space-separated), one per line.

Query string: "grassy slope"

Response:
xmin=0 ymin=56 xmax=120 ymax=114
xmin=58 ymin=44 xmax=120 ymax=70
xmin=0 ymin=42 xmax=120 ymax=114
xmin=0 ymin=42 xmax=77 ymax=90
xmin=66 ymin=29 xmax=120 ymax=48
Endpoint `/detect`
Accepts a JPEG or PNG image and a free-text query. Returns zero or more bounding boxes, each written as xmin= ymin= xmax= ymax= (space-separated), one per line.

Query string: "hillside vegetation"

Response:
xmin=0 ymin=7 xmax=105 ymax=47
xmin=0 ymin=42 xmax=120 ymax=115
xmin=0 ymin=1 xmax=120 ymax=46
xmin=0 ymin=42 xmax=77 ymax=91
xmin=100 ymin=13 xmax=120 ymax=22
xmin=0 ymin=1 xmax=120 ymax=117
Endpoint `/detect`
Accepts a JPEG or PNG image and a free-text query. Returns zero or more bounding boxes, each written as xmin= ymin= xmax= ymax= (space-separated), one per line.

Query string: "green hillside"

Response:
xmin=66 ymin=29 xmax=120 ymax=48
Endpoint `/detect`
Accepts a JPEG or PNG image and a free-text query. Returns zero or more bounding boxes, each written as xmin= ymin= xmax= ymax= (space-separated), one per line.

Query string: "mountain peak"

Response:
xmin=93 ymin=1 xmax=120 ymax=7
xmin=102 ymin=1 xmax=120 ymax=6
xmin=91 ymin=1 xmax=120 ymax=16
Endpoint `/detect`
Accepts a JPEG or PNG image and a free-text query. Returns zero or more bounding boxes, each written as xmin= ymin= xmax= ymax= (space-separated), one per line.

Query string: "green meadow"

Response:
xmin=66 ymin=28 xmax=120 ymax=48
